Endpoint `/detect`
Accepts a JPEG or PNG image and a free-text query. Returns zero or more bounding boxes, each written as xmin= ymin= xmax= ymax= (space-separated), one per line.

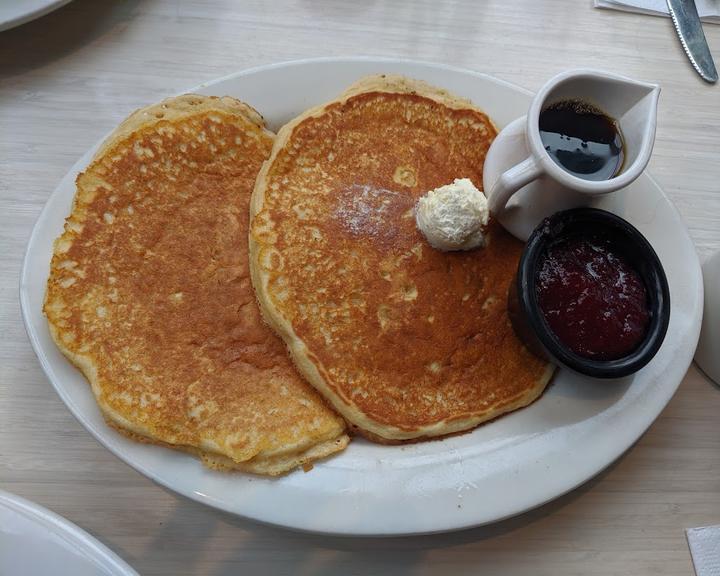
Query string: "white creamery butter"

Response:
xmin=415 ymin=178 xmax=489 ymax=251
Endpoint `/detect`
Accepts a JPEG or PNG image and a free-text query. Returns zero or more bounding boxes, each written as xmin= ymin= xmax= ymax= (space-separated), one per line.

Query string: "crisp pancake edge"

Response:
xmin=249 ymin=75 xmax=555 ymax=442
xmin=44 ymin=94 xmax=349 ymax=475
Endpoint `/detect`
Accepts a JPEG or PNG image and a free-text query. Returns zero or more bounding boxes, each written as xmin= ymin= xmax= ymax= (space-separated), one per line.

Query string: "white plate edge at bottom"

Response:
xmin=0 ymin=489 xmax=139 ymax=575
xmin=0 ymin=0 xmax=73 ymax=32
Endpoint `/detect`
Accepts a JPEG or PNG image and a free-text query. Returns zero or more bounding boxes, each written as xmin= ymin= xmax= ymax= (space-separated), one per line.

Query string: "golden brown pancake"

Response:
xmin=44 ymin=94 xmax=348 ymax=475
xmin=250 ymin=75 xmax=555 ymax=442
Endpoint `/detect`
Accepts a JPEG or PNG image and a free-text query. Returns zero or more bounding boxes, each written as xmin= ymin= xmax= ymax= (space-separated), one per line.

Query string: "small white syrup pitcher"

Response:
xmin=483 ymin=69 xmax=660 ymax=240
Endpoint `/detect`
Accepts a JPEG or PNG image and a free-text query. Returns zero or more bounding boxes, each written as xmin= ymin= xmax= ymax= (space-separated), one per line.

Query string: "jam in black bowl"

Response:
xmin=508 ymin=208 xmax=670 ymax=379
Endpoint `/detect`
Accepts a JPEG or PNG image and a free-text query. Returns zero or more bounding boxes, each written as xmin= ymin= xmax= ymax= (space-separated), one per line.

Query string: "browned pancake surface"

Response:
xmin=251 ymin=76 xmax=554 ymax=441
xmin=45 ymin=95 xmax=348 ymax=474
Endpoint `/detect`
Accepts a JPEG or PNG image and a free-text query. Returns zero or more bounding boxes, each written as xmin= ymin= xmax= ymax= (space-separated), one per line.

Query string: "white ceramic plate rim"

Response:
xmin=0 ymin=0 xmax=72 ymax=32
xmin=20 ymin=57 xmax=704 ymax=536
xmin=0 ymin=490 xmax=138 ymax=575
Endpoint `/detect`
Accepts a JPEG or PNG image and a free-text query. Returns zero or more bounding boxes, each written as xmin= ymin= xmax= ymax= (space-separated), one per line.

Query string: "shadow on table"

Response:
xmin=134 ymin=451 xmax=630 ymax=576
xmin=694 ymin=360 xmax=720 ymax=391
xmin=0 ymin=0 xmax=143 ymax=80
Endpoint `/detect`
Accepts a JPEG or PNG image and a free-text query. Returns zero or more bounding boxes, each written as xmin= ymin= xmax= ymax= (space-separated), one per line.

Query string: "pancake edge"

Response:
xmin=249 ymin=74 xmax=555 ymax=442
xmin=44 ymin=94 xmax=349 ymax=475
xmin=94 ymin=93 xmax=273 ymax=162
xmin=106 ymin=418 xmax=350 ymax=477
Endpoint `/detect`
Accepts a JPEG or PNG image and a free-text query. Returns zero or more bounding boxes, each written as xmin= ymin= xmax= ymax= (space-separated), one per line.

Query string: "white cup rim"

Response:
xmin=525 ymin=68 xmax=659 ymax=195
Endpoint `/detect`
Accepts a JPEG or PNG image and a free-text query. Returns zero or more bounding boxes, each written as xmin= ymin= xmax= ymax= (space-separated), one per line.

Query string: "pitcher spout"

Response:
xmin=530 ymin=68 xmax=660 ymax=187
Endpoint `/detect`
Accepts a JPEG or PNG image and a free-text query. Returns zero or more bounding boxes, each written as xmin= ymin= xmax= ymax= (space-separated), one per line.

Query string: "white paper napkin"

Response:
xmin=686 ymin=525 xmax=720 ymax=576
xmin=595 ymin=0 xmax=720 ymax=24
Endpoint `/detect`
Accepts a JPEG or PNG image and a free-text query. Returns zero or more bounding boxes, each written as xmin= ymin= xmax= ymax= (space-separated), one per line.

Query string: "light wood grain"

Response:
xmin=1 ymin=1 xmax=719 ymax=574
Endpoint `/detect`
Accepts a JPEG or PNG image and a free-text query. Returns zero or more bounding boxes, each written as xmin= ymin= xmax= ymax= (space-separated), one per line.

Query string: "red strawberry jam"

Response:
xmin=535 ymin=235 xmax=650 ymax=361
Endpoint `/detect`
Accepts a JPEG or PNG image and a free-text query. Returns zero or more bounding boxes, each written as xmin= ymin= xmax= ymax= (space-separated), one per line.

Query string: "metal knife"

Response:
xmin=666 ymin=0 xmax=718 ymax=83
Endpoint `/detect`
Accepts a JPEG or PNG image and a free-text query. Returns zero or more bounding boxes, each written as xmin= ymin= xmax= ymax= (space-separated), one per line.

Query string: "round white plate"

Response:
xmin=20 ymin=58 xmax=703 ymax=536
xmin=0 ymin=490 xmax=138 ymax=576
xmin=0 ymin=0 xmax=71 ymax=32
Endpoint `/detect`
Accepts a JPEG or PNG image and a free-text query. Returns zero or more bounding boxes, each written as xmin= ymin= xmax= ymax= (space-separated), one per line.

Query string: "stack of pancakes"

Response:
xmin=45 ymin=77 xmax=553 ymax=475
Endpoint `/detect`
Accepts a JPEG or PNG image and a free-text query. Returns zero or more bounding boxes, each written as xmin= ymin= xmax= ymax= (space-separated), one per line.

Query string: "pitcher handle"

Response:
xmin=487 ymin=156 xmax=543 ymax=216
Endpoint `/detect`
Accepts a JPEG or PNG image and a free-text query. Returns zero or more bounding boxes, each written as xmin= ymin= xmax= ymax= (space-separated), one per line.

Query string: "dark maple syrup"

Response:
xmin=539 ymin=100 xmax=624 ymax=181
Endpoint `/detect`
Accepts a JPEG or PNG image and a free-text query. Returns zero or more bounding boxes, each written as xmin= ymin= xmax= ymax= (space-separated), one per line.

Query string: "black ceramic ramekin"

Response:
xmin=508 ymin=208 xmax=670 ymax=379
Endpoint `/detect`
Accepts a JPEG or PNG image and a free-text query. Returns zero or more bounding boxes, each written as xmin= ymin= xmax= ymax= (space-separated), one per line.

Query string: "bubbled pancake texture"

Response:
xmin=251 ymin=77 xmax=554 ymax=441
xmin=44 ymin=95 xmax=348 ymax=475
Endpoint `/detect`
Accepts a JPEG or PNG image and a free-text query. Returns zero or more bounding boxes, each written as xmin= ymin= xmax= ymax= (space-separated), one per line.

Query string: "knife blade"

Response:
xmin=666 ymin=0 xmax=718 ymax=83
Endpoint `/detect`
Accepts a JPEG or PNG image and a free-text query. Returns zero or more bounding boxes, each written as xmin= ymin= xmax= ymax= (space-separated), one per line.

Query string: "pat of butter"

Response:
xmin=415 ymin=178 xmax=489 ymax=251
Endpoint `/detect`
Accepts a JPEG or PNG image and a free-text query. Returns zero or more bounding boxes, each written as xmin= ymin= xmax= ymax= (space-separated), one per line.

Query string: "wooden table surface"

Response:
xmin=1 ymin=1 xmax=719 ymax=574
